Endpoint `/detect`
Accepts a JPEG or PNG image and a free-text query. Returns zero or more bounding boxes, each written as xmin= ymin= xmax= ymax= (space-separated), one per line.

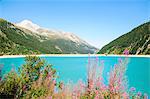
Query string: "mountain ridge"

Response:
xmin=0 ymin=18 xmax=97 ymax=55
xmin=16 ymin=19 xmax=91 ymax=46
xmin=98 ymin=22 xmax=150 ymax=55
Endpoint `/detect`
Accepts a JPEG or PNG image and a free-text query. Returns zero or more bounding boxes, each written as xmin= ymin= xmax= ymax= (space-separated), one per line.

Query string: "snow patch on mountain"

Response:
xmin=16 ymin=20 xmax=40 ymax=33
xmin=16 ymin=20 xmax=94 ymax=47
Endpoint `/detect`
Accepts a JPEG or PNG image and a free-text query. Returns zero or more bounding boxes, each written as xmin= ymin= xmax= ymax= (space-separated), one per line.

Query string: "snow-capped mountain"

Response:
xmin=16 ymin=20 xmax=40 ymax=33
xmin=16 ymin=20 xmax=90 ymax=45
xmin=0 ymin=18 xmax=97 ymax=54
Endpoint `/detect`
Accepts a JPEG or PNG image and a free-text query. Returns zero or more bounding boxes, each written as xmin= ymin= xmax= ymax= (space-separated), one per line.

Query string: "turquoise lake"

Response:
xmin=0 ymin=56 xmax=150 ymax=95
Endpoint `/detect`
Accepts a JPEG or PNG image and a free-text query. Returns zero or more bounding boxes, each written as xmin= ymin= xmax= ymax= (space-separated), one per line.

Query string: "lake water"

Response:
xmin=0 ymin=55 xmax=150 ymax=95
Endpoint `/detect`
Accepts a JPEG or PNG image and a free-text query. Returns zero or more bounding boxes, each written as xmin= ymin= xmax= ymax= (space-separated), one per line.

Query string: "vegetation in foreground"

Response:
xmin=0 ymin=56 xmax=148 ymax=99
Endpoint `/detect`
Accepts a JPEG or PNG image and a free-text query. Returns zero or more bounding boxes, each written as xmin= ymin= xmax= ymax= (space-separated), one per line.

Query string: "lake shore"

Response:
xmin=0 ymin=54 xmax=150 ymax=58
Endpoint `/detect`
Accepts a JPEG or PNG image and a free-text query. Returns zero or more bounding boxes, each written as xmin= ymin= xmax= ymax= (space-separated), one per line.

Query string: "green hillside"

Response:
xmin=0 ymin=18 xmax=96 ymax=55
xmin=0 ymin=19 xmax=41 ymax=55
xmin=98 ymin=22 xmax=150 ymax=55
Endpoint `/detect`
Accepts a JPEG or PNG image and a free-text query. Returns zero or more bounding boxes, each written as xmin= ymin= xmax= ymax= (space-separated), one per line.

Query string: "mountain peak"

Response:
xmin=20 ymin=19 xmax=33 ymax=24
xmin=0 ymin=18 xmax=98 ymax=54
xmin=15 ymin=19 xmax=94 ymax=47
xmin=16 ymin=19 xmax=40 ymax=32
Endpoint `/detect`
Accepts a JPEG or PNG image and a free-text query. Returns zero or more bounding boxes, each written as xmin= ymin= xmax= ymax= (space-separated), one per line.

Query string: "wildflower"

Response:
xmin=137 ymin=91 xmax=142 ymax=96
xmin=22 ymin=85 xmax=26 ymax=91
xmin=49 ymin=96 xmax=52 ymax=99
xmin=79 ymin=80 xmax=85 ymax=88
xmin=95 ymin=55 xmax=99 ymax=62
xmin=108 ymin=59 xmax=128 ymax=94
xmin=123 ymin=49 xmax=129 ymax=55
xmin=87 ymin=79 xmax=94 ymax=91
xmin=53 ymin=79 xmax=56 ymax=85
xmin=122 ymin=92 xmax=129 ymax=99
xmin=94 ymin=90 xmax=100 ymax=99
xmin=130 ymin=87 xmax=136 ymax=92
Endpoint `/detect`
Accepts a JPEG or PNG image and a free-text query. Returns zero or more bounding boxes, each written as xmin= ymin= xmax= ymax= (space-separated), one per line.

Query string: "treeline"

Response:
xmin=98 ymin=22 xmax=150 ymax=55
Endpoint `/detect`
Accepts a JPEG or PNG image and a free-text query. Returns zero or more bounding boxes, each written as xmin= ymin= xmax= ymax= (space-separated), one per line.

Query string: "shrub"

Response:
xmin=0 ymin=56 xmax=148 ymax=99
xmin=0 ymin=56 xmax=57 ymax=98
xmin=57 ymin=55 xmax=148 ymax=99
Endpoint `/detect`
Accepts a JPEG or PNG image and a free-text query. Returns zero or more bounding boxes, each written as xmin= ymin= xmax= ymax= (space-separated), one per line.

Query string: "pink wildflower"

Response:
xmin=22 ymin=85 xmax=26 ymax=91
xmin=53 ymin=79 xmax=56 ymax=85
xmin=95 ymin=55 xmax=99 ymax=62
xmin=49 ymin=96 xmax=52 ymax=99
xmin=130 ymin=87 xmax=136 ymax=92
xmin=123 ymin=49 xmax=129 ymax=55
xmin=122 ymin=92 xmax=129 ymax=99
xmin=100 ymin=60 xmax=104 ymax=64
xmin=79 ymin=80 xmax=85 ymax=88
xmin=96 ymin=80 xmax=101 ymax=87
xmin=137 ymin=91 xmax=142 ymax=96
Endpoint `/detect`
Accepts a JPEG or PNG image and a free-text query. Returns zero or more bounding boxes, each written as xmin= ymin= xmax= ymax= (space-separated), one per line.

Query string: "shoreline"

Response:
xmin=0 ymin=54 xmax=150 ymax=58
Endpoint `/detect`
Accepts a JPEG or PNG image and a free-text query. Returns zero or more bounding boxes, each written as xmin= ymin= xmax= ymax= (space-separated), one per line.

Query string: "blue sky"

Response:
xmin=0 ymin=0 xmax=149 ymax=48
